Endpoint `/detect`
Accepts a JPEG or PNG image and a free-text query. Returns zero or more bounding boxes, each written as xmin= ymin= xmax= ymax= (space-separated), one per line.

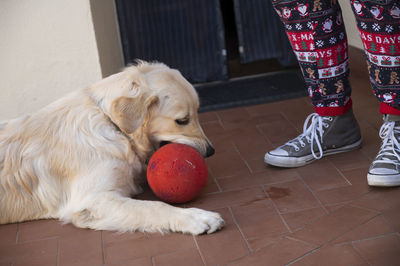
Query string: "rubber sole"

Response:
xmin=264 ymin=138 xmax=362 ymax=168
xmin=367 ymin=173 xmax=400 ymax=187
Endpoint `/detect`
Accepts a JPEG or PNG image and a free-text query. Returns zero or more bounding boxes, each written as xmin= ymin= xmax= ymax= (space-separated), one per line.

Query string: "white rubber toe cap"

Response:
xmin=369 ymin=168 xmax=398 ymax=175
xmin=267 ymin=148 xmax=289 ymax=156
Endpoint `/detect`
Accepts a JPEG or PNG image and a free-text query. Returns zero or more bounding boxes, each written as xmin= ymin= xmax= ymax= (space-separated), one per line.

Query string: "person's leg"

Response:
xmin=350 ymin=0 xmax=400 ymax=186
xmin=265 ymin=0 xmax=361 ymax=167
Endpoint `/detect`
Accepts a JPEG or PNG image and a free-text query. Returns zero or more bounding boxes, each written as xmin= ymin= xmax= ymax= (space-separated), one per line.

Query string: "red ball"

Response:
xmin=147 ymin=143 xmax=208 ymax=203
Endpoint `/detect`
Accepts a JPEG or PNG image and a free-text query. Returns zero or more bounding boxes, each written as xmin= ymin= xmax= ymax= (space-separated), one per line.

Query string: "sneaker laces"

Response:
xmin=374 ymin=121 xmax=400 ymax=165
xmin=286 ymin=113 xmax=332 ymax=159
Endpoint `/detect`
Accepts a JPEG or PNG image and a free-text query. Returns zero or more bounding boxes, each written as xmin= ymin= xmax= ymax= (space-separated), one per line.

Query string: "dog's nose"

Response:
xmin=205 ymin=145 xmax=215 ymax=157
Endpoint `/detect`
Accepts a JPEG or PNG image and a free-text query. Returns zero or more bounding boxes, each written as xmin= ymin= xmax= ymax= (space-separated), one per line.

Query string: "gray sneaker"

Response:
xmin=368 ymin=115 xmax=400 ymax=187
xmin=264 ymin=108 xmax=362 ymax=167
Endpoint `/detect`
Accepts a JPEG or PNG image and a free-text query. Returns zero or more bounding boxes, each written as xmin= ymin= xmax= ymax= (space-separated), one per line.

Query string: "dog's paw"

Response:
xmin=177 ymin=208 xmax=225 ymax=235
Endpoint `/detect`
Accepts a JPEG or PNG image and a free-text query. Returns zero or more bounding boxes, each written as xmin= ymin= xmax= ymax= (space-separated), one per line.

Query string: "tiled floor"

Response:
xmin=1 ymin=51 xmax=400 ymax=265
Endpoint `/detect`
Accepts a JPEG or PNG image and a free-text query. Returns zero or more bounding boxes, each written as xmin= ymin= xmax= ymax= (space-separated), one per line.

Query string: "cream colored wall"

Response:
xmin=0 ymin=0 xmax=124 ymax=121
xmin=339 ymin=0 xmax=363 ymax=50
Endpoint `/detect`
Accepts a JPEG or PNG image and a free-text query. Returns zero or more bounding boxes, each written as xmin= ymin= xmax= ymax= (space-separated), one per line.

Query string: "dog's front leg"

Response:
xmin=69 ymin=192 xmax=224 ymax=235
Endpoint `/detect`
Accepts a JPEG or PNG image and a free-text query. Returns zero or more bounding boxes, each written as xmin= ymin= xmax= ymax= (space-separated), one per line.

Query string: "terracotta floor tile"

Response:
xmin=358 ymin=126 xmax=380 ymax=159
xmin=104 ymin=232 xmax=195 ymax=264
xmin=328 ymin=149 xmax=371 ymax=172
xmin=353 ymin=234 xmax=400 ymax=265
xmin=0 ymin=238 xmax=58 ymax=265
xmin=13 ymin=254 xmax=58 ymax=266
xmin=230 ymin=199 xmax=288 ymax=242
xmin=245 ymin=101 xmax=282 ymax=117
xmin=289 ymin=205 xmax=377 ymax=246
xmin=105 ymin=257 xmax=152 ymax=266
xmin=198 ymin=111 xmax=218 ymax=123
xmin=153 ymin=248 xmax=203 ymax=266
xmin=205 ymin=131 xmax=235 ymax=153
xmin=381 ymin=206 xmax=400 ymax=232
xmin=313 ymin=168 xmax=371 ymax=206
xmin=263 ymin=166 xmax=300 ymax=183
xmin=332 ymin=216 xmax=394 ymax=245
xmin=217 ymin=173 xmax=263 ymax=191
xmin=200 ymin=120 xmax=225 ymax=138
xmin=229 ymin=237 xmax=315 ymax=266
xmin=324 ymin=203 xmax=347 ymax=213
xmin=102 ymin=230 xmax=146 ymax=244
xmin=246 ymin=98 xmax=312 ymax=125
xmin=187 ymin=187 xmax=266 ymax=211
xmin=217 ymin=106 xmax=252 ymax=124
xmin=0 ymin=223 xmax=17 ymax=246
xmin=233 ymin=130 xmax=271 ymax=161
xmin=257 ymin=113 xmax=300 ymax=147
xmin=313 ymin=183 xmax=370 ymax=206
xmin=199 ymin=174 xmax=219 ymax=194
xmin=264 ymin=179 xmax=321 ymax=213
xmin=217 ymin=170 xmax=298 ymax=192
xmin=279 ymin=99 xmax=314 ymax=131
xmin=281 ymin=207 xmax=327 ymax=231
xmin=351 ymin=187 xmax=400 ymax=212
xmin=246 ymin=235 xmax=283 ymax=252
xmin=292 ymin=244 xmax=366 ymax=266
xmin=17 ymin=219 xmax=77 ymax=243
xmin=356 ymin=107 xmax=383 ymax=131
xmin=58 ymin=229 xmax=103 ymax=266
xmin=297 ymin=159 xmax=349 ymax=192
xmin=195 ymin=208 xmax=249 ymax=265
xmin=245 ymin=157 xmax=270 ymax=174
xmin=206 ymin=147 xmax=250 ymax=178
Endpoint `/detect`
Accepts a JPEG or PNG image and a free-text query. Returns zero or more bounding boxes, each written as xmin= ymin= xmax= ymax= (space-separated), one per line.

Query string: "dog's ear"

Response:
xmin=110 ymin=93 xmax=159 ymax=134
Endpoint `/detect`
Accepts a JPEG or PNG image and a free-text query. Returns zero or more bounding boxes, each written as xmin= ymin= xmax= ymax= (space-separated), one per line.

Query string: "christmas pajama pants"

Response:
xmin=271 ymin=0 xmax=400 ymax=116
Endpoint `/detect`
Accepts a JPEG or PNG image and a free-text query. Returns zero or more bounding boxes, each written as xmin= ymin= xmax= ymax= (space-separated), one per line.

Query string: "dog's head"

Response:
xmin=91 ymin=61 xmax=214 ymax=158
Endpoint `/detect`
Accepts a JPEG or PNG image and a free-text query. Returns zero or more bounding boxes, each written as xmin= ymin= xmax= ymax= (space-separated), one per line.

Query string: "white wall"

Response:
xmin=339 ymin=0 xmax=363 ymax=49
xmin=0 ymin=0 xmax=123 ymax=121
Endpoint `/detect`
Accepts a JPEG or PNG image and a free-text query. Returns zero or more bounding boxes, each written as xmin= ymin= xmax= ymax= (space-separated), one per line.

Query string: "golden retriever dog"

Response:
xmin=0 ymin=61 xmax=224 ymax=235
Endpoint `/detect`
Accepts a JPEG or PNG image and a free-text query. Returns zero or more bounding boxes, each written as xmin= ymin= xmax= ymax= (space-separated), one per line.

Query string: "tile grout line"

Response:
xmin=349 ymin=231 xmax=399 ymax=244
xmin=101 ymin=231 xmax=105 ymax=265
xmin=232 ymin=144 xmax=252 ymax=176
xmin=227 ymin=206 xmax=253 ymax=253
xmin=56 ymin=237 xmax=60 ymax=266
xmin=379 ymin=213 xmax=399 ymax=233
xmin=325 ymin=213 xmax=380 ymax=246
xmin=215 ymin=112 xmax=226 ymax=131
xmin=214 ymin=177 xmax=306 ymax=195
xmin=15 ymin=224 xmax=20 ymax=244
xmin=280 ymin=111 xmax=302 ymax=133
xmin=256 ymin=124 xmax=275 ymax=148
xmin=328 ymin=159 xmax=352 ymax=186
xmin=261 ymin=185 xmax=292 ymax=234
xmin=351 ymin=241 xmax=372 ymax=266
xmin=347 ymin=202 xmax=381 ymax=214
xmin=296 ymin=171 xmax=329 ymax=214
xmin=285 ymin=246 xmax=321 ymax=266
xmin=192 ymin=235 xmax=207 ymax=266
xmin=212 ymin=175 xmax=223 ymax=193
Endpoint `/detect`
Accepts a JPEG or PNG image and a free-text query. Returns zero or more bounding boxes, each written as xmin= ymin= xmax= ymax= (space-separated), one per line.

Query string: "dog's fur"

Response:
xmin=0 ymin=62 xmax=224 ymax=234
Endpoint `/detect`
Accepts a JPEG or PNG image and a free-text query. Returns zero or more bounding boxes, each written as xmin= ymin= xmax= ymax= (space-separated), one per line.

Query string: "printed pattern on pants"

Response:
xmin=351 ymin=0 xmax=400 ymax=107
xmin=271 ymin=0 xmax=351 ymax=108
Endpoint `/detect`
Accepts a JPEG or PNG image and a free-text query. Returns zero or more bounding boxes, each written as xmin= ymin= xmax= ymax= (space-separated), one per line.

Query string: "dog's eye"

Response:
xmin=175 ymin=118 xmax=190 ymax=125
